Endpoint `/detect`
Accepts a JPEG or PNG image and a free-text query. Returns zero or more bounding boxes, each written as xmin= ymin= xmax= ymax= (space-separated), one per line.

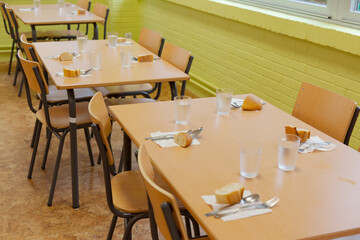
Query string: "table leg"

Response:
xmin=67 ymin=89 xmax=79 ymax=209
xmin=31 ymin=25 xmax=37 ymax=42
xmin=169 ymin=81 xmax=178 ymax=100
xmin=92 ymin=23 xmax=99 ymax=40
xmin=123 ymin=132 xmax=132 ymax=171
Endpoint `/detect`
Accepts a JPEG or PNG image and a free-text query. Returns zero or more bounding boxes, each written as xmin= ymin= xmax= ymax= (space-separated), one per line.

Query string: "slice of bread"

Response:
xmin=215 ymin=183 xmax=244 ymax=205
xmin=174 ymin=132 xmax=193 ymax=148
xmin=63 ymin=68 xmax=81 ymax=77
xmin=77 ymin=9 xmax=86 ymax=15
xmin=59 ymin=52 xmax=73 ymax=61
xmin=117 ymin=37 xmax=127 ymax=43
xmin=137 ymin=54 xmax=154 ymax=62
xmin=241 ymin=95 xmax=263 ymax=110
xmin=297 ymin=128 xmax=310 ymax=143
xmin=285 ymin=125 xmax=298 ymax=136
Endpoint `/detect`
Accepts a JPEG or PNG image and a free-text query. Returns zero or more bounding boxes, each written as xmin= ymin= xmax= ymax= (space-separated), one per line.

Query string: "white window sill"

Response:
xmin=167 ymin=0 xmax=360 ymax=57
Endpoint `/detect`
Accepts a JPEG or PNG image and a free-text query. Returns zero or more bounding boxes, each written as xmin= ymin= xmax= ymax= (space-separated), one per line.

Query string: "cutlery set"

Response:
xmin=132 ymin=56 xmax=161 ymax=61
xmin=45 ymin=52 xmax=80 ymax=59
xmin=55 ymin=68 xmax=94 ymax=77
xmin=145 ymin=127 xmax=203 ymax=141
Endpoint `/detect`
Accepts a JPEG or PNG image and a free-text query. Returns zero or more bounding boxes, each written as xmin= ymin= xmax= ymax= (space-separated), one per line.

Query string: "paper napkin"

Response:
xmin=202 ymin=190 xmax=272 ymax=222
xmin=150 ymin=130 xmax=200 ymax=148
xmin=299 ymin=136 xmax=336 ymax=153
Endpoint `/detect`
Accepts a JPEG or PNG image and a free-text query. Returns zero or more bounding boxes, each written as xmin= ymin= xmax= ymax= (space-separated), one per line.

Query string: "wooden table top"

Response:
xmin=33 ymin=40 xmax=190 ymax=90
xmin=11 ymin=4 xmax=103 ymax=25
xmin=109 ymin=95 xmax=360 ymax=240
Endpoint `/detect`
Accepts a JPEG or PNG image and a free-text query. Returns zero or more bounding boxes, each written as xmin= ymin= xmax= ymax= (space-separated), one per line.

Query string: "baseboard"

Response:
xmin=186 ymin=73 xmax=217 ymax=97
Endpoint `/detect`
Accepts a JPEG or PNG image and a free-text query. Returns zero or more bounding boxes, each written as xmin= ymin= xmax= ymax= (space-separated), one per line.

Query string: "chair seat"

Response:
xmin=93 ymin=84 xmax=153 ymax=97
xmin=111 ymin=171 xmax=148 ymax=213
xmin=21 ymin=30 xmax=48 ymax=40
xmin=41 ymin=85 xmax=94 ymax=104
xmin=36 ymin=102 xmax=91 ymax=129
xmin=106 ymin=97 xmax=156 ymax=106
xmin=46 ymin=29 xmax=83 ymax=39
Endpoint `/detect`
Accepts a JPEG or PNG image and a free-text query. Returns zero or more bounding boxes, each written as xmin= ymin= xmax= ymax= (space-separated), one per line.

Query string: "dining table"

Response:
xmin=108 ymin=95 xmax=360 ymax=239
xmin=10 ymin=4 xmax=104 ymax=41
xmin=32 ymin=39 xmax=190 ymax=208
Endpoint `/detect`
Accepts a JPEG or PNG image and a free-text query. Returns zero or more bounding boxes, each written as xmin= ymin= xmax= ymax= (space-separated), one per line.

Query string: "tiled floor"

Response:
xmin=0 ymin=62 xmax=196 ymax=239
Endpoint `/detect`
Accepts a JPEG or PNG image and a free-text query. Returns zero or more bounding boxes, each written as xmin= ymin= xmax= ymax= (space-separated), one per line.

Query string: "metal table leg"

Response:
xmin=169 ymin=81 xmax=178 ymax=100
xmin=123 ymin=132 xmax=132 ymax=171
xmin=67 ymin=89 xmax=79 ymax=209
xmin=31 ymin=25 xmax=37 ymax=42
xmin=92 ymin=23 xmax=99 ymax=40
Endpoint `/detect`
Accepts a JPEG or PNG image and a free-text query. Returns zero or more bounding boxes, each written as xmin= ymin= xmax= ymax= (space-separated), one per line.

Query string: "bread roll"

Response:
xmin=137 ymin=54 xmax=154 ymax=62
xmin=77 ymin=9 xmax=86 ymax=15
xmin=241 ymin=95 xmax=263 ymax=110
xmin=63 ymin=68 xmax=81 ymax=77
xmin=297 ymin=128 xmax=310 ymax=143
xmin=59 ymin=52 xmax=73 ymax=61
xmin=117 ymin=37 xmax=127 ymax=43
xmin=174 ymin=132 xmax=193 ymax=148
xmin=285 ymin=125 xmax=298 ymax=136
xmin=215 ymin=183 xmax=244 ymax=205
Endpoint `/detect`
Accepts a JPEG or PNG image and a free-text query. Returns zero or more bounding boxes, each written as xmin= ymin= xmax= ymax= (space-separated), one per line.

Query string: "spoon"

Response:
xmin=204 ymin=193 xmax=260 ymax=217
xmin=214 ymin=196 xmax=280 ymax=218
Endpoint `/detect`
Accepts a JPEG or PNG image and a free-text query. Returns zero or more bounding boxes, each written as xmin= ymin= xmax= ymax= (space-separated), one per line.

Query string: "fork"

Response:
xmin=214 ymin=197 xmax=280 ymax=218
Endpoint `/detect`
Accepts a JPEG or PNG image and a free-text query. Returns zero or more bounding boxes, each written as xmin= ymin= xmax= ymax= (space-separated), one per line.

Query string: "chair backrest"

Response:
xmin=161 ymin=42 xmax=191 ymax=73
xmin=17 ymin=50 xmax=48 ymax=95
xmin=77 ymin=0 xmax=91 ymax=10
xmin=20 ymin=34 xmax=38 ymax=61
xmin=5 ymin=6 xmax=21 ymax=49
xmin=138 ymin=145 xmax=188 ymax=240
xmin=88 ymin=92 xmax=114 ymax=167
xmin=93 ymin=3 xmax=109 ymax=39
xmin=0 ymin=1 xmax=10 ymax=35
xmin=292 ymin=82 xmax=358 ymax=144
xmin=138 ymin=28 xmax=165 ymax=56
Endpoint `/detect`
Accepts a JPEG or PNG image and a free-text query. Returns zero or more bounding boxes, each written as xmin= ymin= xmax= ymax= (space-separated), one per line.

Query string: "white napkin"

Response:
xmin=18 ymin=8 xmax=35 ymax=11
xmin=150 ymin=130 xmax=200 ymax=148
xmin=299 ymin=136 xmax=336 ymax=154
xmin=202 ymin=190 xmax=272 ymax=222
xmin=231 ymin=99 xmax=244 ymax=108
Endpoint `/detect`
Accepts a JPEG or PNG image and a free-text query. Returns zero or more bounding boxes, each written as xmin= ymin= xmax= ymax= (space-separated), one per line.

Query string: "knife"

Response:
xmin=145 ymin=135 xmax=175 ymax=141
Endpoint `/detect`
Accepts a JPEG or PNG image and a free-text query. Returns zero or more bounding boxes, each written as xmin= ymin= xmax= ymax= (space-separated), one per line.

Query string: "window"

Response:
xmin=235 ymin=0 xmax=360 ymax=25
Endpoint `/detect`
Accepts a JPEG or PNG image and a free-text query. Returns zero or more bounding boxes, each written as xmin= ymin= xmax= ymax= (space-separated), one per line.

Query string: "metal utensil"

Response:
xmin=132 ymin=56 xmax=160 ymax=61
xmin=145 ymin=127 xmax=203 ymax=141
xmin=205 ymin=193 xmax=259 ymax=217
xmin=45 ymin=52 xmax=79 ymax=59
xmin=214 ymin=197 xmax=280 ymax=218
xmin=231 ymin=100 xmax=266 ymax=108
xmin=81 ymin=68 xmax=94 ymax=75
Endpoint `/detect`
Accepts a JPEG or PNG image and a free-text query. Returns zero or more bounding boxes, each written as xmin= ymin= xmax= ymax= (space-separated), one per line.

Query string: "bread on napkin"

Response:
xmin=215 ymin=183 xmax=244 ymax=205
xmin=63 ymin=68 xmax=81 ymax=77
xmin=241 ymin=95 xmax=263 ymax=110
xmin=285 ymin=125 xmax=310 ymax=143
xmin=174 ymin=132 xmax=193 ymax=148
xmin=137 ymin=54 xmax=154 ymax=62
xmin=58 ymin=52 xmax=73 ymax=61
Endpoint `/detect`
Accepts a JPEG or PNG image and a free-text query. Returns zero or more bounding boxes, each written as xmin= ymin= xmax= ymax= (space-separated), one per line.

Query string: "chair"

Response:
xmin=17 ymin=50 xmax=95 ymax=206
xmin=46 ymin=2 xmax=109 ymax=41
xmin=4 ymin=4 xmax=48 ymax=87
xmin=138 ymin=145 xmax=209 ymax=240
xmin=292 ymin=82 xmax=360 ymax=145
xmin=93 ymin=28 xmax=166 ymax=99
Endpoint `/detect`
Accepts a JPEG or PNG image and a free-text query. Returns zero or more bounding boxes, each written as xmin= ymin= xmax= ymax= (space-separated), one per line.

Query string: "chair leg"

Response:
xmin=106 ymin=215 xmax=118 ymax=240
xmin=13 ymin=61 xmax=20 ymax=86
xmin=47 ymin=131 xmax=67 ymax=206
xmin=124 ymin=218 xmax=132 ymax=240
xmin=28 ymin=122 xmax=42 ymax=179
xmin=8 ymin=40 xmax=15 ymax=75
xmin=84 ymin=128 xmax=94 ymax=166
xmin=18 ymin=76 xmax=25 ymax=97
xmin=118 ymin=145 xmax=125 ymax=173
xmin=97 ymin=153 xmax=101 ymax=165
xmin=30 ymin=119 xmax=40 ymax=148
xmin=185 ymin=217 xmax=192 ymax=238
xmin=41 ymin=130 xmax=52 ymax=169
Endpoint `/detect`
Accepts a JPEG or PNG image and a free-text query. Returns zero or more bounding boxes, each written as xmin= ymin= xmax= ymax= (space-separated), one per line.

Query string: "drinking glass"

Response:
xmin=240 ymin=141 xmax=262 ymax=178
xmin=216 ymin=88 xmax=232 ymax=115
xmin=120 ymin=45 xmax=132 ymax=68
xmin=77 ymin=34 xmax=88 ymax=53
xmin=33 ymin=0 xmax=40 ymax=9
xmin=107 ymin=32 xmax=118 ymax=48
xmin=64 ymin=2 xmax=72 ymax=16
xmin=278 ymin=134 xmax=300 ymax=171
xmin=91 ymin=52 xmax=101 ymax=70
xmin=58 ymin=0 xmax=64 ymax=8
xmin=174 ymin=96 xmax=191 ymax=125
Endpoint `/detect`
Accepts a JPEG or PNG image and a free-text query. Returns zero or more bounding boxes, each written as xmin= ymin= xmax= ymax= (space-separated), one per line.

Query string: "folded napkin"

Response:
xmin=150 ymin=130 xmax=200 ymax=148
xmin=202 ymin=190 xmax=272 ymax=222
xmin=18 ymin=8 xmax=35 ymax=11
xmin=231 ymin=99 xmax=244 ymax=107
xmin=299 ymin=136 xmax=336 ymax=153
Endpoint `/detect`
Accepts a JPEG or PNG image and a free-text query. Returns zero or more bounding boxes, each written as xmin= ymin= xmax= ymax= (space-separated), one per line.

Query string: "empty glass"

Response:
xmin=120 ymin=45 xmax=132 ymax=68
xmin=90 ymin=52 xmax=101 ymax=70
xmin=64 ymin=2 xmax=72 ymax=16
xmin=240 ymin=141 xmax=262 ymax=178
xmin=174 ymin=96 xmax=191 ymax=125
xmin=77 ymin=34 xmax=87 ymax=53
xmin=33 ymin=0 xmax=40 ymax=10
xmin=278 ymin=134 xmax=300 ymax=171
xmin=58 ymin=0 xmax=64 ymax=8
xmin=216 ymin=88 xmax=232 ymax=115
xmin=107 ymin=32 xmax=118 ymax=48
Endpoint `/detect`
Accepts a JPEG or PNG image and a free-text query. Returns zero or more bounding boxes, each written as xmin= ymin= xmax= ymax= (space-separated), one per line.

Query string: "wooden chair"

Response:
xmin=17 ymin=50 xmax=94 ymax=206
xmin=93 ymin=28 xmax=166 ymax=99
xmin=46 ymin=2 xmax=109 ymax=40
xmin=138 ymin=145 xmax=209 ymax=240
xmin=5 ymin=5 xmax=48 ymax=91
xmin=292 ymin=82 xmax=360 ymax=145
